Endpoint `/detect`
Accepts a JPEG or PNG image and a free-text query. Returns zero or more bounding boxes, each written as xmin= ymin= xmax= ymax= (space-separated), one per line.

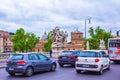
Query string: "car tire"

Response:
xmin=76 ymin=70 xmax=81 ymax=73
xmin=72 ymin=64 xmax=75 ymax=67
xmin=25 ymin=67 xmax=33 ymax=77
xmin=59 ymin=64 xmax=64 ymax=67
xmin=50 ymin=64 xmax=56 ymax=71
xmin=98 ymin=66 xmax=103 ymax=75
xmin=8 ymin=72 xmax=15 ymax=76
xmin=107 ymin=64 xmax=110 ymax=70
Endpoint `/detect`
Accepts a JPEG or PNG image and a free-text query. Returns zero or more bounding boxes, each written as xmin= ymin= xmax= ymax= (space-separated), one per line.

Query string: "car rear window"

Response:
xmin=79 ymin=51 xmax=100 ymax=57
xmin=61 ymin=51 xmax=73 ymax=56
xmin=9 ymin=54 xmax=23 ymax=60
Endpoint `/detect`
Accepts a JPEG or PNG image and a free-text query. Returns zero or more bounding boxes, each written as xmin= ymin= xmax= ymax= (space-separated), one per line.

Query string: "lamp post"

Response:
xmin=116 ymin=30 xmax=120 ymax=36
xmin=85 ymin=16 xmax=91 ymax=39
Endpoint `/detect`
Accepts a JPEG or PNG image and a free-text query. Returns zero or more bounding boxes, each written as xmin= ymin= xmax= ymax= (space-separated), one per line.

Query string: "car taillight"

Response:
xmin=69 ymin=56 xmax=74 ymax=59
xmin=58 ymin=56 xmax=62 ymax=59
xmin=16 ymin=60 xmax=26 ymax=65
xmin=76 ymin=58 xmax=79 ymax=61
xmin=6 ymin=60 xmax=8 ymax=64
xmin=108 ymin=50 xmax=111 ymax=54
xmin=95 ymin=59 xmax=99 ymax=62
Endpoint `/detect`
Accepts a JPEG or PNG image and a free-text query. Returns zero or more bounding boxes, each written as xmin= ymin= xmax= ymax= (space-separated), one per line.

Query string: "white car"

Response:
xmin=75 ymin=50 xmax=110 ymax=75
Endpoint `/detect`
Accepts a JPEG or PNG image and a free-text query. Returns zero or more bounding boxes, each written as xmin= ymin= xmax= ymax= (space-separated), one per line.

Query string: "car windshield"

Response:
xmin=61 ymin=51 xmax=73 ymax=56
xmin=79 ymin=51 xmax=99 ymax=57
xmin=9 ymin=54 xmax=23 ymax=60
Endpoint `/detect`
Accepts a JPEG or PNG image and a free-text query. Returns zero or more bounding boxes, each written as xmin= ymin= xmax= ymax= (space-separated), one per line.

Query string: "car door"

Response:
xmin=101 ymin=51 xmax=109 ymax=69
xmin=38 ymin=54 xmax=51 ymax=71
xmin=28 ymin=54 xmax=40 ymax=72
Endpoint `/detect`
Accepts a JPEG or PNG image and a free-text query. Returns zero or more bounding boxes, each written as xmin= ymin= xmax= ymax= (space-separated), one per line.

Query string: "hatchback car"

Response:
xmin=6 ymin=52 xmax=57 ymax=77
xmin=58 ymin=50 xmax=81 ymax=67
xmin=76 ymin=50 xmax=110 ymax=75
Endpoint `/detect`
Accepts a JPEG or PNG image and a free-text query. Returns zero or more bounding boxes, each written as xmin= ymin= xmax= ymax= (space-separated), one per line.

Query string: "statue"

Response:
xmin=50 ymin=27 xmax=68 ymax=56
xmin=99 ymin=39 xmax=106 ymax=50
xmin=51 ymin=27 xmax=68 ymax=44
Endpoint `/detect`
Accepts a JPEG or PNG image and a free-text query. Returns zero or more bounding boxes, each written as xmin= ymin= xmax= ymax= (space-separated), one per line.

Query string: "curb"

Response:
xmin=0 ymin=66 xmax=6 ymax=69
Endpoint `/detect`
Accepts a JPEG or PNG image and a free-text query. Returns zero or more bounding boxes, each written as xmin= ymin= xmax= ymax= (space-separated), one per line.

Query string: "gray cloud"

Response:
xmin=0 ymin=0 xmax=120 ymax=40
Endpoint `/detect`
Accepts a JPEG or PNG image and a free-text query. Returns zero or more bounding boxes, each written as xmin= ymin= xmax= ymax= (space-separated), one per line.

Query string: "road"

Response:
xmin=0 ymin=63 xmax=120 ymax=80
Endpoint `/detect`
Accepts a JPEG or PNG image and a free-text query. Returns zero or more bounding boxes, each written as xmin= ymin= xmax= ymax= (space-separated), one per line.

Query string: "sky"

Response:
xmin=0 ymin=0 xmax=120 ymax=41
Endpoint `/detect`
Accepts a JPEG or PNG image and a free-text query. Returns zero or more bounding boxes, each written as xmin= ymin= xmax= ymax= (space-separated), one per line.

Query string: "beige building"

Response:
xmin=33 ymin=39 xmax=47 ymax=52
xmin=0 ymin=30 xmax=14 ymax=52
xmin=33 ymin=32 xmax=47 ymax=52
xmin=65 ymin=30 xmax=84 ymax=50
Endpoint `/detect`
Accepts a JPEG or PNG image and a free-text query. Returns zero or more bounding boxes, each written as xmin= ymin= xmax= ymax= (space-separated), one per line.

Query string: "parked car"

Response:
xmin=6 ymin=52 xmax=57 ymax=77
xmin=58 ymin=50 xmax=81 ymax=67
xmin=75 ymin=50 xmax=110 ymax=75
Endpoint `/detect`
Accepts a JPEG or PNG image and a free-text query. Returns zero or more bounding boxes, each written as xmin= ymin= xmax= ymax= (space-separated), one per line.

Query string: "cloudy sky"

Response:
xmin=0 ymin=0 xmax=120 ymax=41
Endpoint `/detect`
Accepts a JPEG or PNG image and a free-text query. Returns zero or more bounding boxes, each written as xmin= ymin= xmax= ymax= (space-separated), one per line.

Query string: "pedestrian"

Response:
xmin=49 ymin=49 xmax=53 ymax=58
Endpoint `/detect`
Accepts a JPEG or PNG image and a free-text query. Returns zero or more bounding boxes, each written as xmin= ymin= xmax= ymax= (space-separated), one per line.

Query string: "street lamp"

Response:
xmin=116 ymin=30 xmax=120 ymax=36
xmin=85 ymin=16 xmax=91 ymax=39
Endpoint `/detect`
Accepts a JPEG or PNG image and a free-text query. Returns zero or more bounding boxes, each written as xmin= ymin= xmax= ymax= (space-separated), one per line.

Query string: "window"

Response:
xmin=101 ymin=51 xmax=107 ymax=57
xmin=79 ymin=51 xmax=100 ymax=57
xmin=9 ymin=54 xmax=23 ymax=60
xmin=29 ymin=54 xmax=39 ymax=60
xmin=38 ymin=54 xmax=48 ymax=60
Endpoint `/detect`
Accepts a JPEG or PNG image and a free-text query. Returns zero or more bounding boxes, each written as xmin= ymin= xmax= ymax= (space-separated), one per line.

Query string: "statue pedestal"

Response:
xmin=52 ymin=42 xmax=65 ymax=57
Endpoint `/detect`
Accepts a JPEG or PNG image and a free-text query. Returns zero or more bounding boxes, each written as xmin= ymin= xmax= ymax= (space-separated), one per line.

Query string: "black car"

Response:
xmin=6 ymin=52 xmax=57 ymax=77
xmin=58 ymin=50 xmax=81 ymax=67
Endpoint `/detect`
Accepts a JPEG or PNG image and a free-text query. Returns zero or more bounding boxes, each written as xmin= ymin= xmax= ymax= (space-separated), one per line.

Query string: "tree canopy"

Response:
xmin=43 ymin=31 xmax=52 ymax=52
xmin=84 ymin=26 xmax=113 ymax=50
xmin=11 ymin=28 xmax=40 ymax=52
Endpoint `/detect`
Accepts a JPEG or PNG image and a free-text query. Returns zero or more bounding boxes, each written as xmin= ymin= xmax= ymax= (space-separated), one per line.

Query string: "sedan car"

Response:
xmin=76 ymin=50 xmax=110 ymax=75
xmin=6 ymin=52 xmax=57 ymax=77
xmin=58 ymin=50 xmax=81 ymax=67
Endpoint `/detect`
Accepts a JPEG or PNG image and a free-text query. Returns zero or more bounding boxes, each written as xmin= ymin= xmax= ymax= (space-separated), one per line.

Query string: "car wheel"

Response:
xmin=8 ymin=72 xmax=15 ymax=76
xmin=76 ymin=70 xmax=81 ymax=73
xmin=50 ymin=64 xmax=56 ymax=71
xmin=98 ymin=66 xmax=103 ymax=75
xmin=25 ymin=67 xmax=33 ymax=77
xmin=107 ymin=64 xmax=110 ymax=70
xmin=59 ymin=64 xmax=64 ymax=67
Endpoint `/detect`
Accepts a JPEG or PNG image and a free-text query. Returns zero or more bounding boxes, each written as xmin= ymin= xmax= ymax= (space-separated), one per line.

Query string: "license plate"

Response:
xmin=9 ymin=68 xmax=14 ymax=70
xmin=62 ymin=57 xmax=67 ymax=59
xmin=83 ymin=64 xmax=89 ymax=68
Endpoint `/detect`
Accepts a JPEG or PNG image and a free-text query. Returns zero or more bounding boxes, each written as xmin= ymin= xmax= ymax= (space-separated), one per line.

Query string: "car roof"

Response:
xmin=12 ymin=52 xmax=41 ymax=55
xmin=83 ymin=50 xmax=102 ymax=52
xmin=63 ymin=50 xmax=80 ymax=52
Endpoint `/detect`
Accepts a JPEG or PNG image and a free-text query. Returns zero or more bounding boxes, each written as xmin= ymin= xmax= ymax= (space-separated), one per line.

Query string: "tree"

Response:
xmin=11 ymin=28 xmax=40 ymax=52
xmin=43 ymin=31 xmax=52 ymax=52
xmin=84 ymin=26 xmax=113 ymax=50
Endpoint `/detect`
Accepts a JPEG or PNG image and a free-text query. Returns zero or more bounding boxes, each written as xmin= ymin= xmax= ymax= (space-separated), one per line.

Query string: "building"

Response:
xmin=65 ymin=30 xmax=84 ymax=50
xmin=33 ymin=32 xmax=47 ymax=52
xmin=0 ymin=30 xmax=14 ymax=52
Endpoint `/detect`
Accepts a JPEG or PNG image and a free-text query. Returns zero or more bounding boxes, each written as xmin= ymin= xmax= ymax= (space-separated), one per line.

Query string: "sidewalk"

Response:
xmin=0 ymin=59 xmax=6 ymax=69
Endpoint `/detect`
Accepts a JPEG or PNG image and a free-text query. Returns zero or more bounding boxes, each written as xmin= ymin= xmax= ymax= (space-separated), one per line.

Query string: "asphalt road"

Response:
xmin=0 ymin=63 xmax=120 ymax=80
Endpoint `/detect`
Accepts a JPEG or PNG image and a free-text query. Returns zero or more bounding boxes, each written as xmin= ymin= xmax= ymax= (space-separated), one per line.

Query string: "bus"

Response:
xmin=108 ymin=38 xmax=120 ymax=63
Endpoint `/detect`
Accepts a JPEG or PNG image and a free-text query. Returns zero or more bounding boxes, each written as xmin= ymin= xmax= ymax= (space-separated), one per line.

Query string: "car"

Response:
xmin=75 ymin=50 xmax=110 ymax=75
xmin=58 ymin=50 xmax=81 ymax=67
xmin=6 ymin=52 xmax=57 ymax=77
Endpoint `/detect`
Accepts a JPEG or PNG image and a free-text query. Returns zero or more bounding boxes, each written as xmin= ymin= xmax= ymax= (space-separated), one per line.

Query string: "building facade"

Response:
xmin=65 ymin=30 xmax=84 ymax=50
xmin=33 ymin=32 xmax=47 ymax=52
xmin=0 ymin=30 xmax=14 ymax=52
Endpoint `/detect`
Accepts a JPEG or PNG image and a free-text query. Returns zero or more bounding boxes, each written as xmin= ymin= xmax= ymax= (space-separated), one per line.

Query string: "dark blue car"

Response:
xmin=6 ymin=53 xmax=57 ymax=77
xmin=58 ymin=50 xmax=81 ymax=67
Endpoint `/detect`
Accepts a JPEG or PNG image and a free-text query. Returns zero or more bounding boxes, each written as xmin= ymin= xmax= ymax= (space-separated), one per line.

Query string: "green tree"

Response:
xmin=84 ymin=26 xmax=113 ymax=49
xmin=11 ymin=28 xmax=40 ymax=52
xmin=43 ymin=31 xmax=52 ymax=52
